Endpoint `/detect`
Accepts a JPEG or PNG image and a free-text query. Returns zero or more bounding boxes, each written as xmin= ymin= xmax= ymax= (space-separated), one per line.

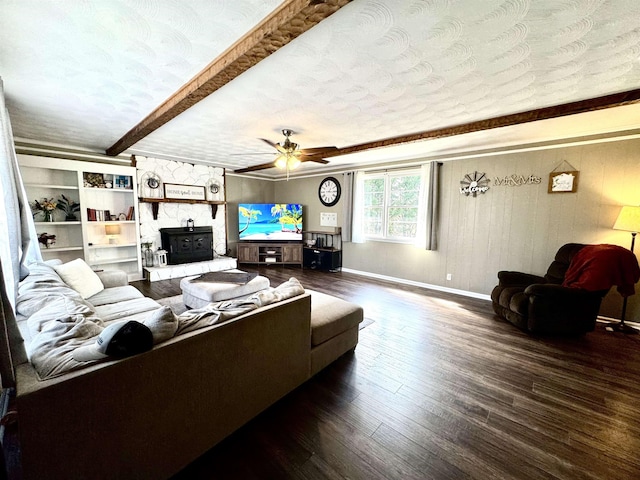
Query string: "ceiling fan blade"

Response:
xmin=300 ymin=157 xmax=330 ymax=164
xmin=233 ymin=161 xmax=277 ymax=173
xmin=298 ymin=146 xmax=338 ymax=155
xmin=259 ymin=138 xmax=287 ymax=154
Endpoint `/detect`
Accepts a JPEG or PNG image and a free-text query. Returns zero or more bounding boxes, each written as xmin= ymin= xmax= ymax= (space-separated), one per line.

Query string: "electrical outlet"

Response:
xmin=446 ymin=273 xmax=452 ymax=281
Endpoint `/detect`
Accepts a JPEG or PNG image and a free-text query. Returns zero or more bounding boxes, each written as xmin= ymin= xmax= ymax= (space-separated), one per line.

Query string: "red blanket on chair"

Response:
xmin=562 ymin=244 xmax=640 ymax=296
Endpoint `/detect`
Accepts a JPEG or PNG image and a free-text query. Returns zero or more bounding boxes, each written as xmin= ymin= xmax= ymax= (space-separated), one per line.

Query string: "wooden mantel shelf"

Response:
xmin=139 ymin=197 xmax=225 ymax=220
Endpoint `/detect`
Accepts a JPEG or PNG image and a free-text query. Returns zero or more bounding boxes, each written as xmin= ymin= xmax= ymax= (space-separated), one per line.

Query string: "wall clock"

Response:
xmin=318 ymin=176 xmax=341 ymax=207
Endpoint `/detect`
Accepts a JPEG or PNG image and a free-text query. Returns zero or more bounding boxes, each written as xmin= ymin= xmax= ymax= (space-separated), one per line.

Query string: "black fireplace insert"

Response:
xmin=160 ymin=227 xmax=214 ymax=265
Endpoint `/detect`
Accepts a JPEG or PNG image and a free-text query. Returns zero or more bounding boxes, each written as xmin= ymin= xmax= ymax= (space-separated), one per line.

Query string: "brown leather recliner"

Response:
xmin=491 ymin=243 xmax=607 ymax=335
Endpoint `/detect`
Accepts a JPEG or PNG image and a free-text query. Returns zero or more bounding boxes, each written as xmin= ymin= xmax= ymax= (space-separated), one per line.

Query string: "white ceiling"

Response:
xmin=2 ymin=0 xmax=640 ymax=179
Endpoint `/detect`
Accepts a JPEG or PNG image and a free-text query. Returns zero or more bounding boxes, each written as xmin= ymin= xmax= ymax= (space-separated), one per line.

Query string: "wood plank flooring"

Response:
xmin=131 ymin=266 xmax=640 ymax=480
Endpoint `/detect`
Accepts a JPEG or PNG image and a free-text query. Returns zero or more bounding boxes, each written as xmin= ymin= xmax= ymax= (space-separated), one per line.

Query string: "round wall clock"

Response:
xmin=318 ymin=176 xmax=341 ymax=207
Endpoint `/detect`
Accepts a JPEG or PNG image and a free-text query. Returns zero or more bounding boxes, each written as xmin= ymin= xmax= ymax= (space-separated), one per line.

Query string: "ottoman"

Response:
xmin=307 ymin=289 xmax=364 ymax=376
xmin=180 ymin=270 xmax=270 ymax=309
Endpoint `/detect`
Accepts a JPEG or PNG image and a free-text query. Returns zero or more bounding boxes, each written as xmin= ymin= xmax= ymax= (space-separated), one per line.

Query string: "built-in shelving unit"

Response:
xmin=19 ymin=155 xmax=143 ymax=280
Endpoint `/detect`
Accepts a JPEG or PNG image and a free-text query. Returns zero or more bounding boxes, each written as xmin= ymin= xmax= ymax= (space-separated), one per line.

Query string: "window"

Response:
xmin=362 ymin=170 xmax=421 ymax=242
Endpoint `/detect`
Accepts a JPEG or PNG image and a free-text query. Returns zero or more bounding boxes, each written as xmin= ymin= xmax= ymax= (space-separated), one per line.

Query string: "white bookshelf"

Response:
xmin=19 ymin=155 xmax=143 ymax=280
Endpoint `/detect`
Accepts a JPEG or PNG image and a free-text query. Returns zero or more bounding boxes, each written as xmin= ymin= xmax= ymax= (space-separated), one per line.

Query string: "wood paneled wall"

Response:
xmin=343 ymin=138 xmax=640 ymax=320
xmin=229 ymin=137 xmax=640 ymax=321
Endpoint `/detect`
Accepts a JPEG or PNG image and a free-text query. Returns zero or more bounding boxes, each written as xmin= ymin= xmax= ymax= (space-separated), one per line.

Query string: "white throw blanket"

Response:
xmin=26 ymin=277 xmax=304 ymax=380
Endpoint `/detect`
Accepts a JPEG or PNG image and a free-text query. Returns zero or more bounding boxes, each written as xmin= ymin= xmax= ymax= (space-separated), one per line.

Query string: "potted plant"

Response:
xmin=31 ymin=198 xmax=57 ymax=222
xmin=56 ymin=194 xmax=80 ymax=221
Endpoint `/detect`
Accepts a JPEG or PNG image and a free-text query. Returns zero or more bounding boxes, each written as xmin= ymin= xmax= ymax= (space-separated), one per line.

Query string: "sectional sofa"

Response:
xmin=0 ymin=259 xmax=363 ymax=479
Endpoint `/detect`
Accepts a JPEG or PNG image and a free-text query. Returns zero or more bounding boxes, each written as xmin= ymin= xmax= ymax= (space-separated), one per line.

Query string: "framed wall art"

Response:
xmin=548 ymin=170 xmax=579 ymax=193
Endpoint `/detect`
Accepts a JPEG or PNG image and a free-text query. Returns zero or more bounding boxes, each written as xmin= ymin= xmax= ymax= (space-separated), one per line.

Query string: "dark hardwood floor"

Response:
xmin=131 ymin=266 xmax=640 ymax=480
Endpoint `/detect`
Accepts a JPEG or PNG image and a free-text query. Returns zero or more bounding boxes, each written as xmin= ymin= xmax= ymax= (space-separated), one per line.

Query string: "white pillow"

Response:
xmin=53 ymin=258 xmax=105 ymax=299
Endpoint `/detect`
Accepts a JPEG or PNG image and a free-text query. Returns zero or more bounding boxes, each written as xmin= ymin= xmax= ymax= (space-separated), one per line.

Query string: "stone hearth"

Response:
xmin=144 ymin=256 xmax=236 ymax=282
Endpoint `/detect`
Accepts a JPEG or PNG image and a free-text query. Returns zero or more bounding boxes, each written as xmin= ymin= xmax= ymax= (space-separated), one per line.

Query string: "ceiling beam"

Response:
xmin=106 ymin=0 xmax=351 ymax=157
xmin=324 ymin=88 xmax=640 ymax=159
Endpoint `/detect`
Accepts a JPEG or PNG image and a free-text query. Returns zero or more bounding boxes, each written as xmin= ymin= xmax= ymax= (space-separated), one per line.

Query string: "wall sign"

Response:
xmin=460 ymin=171 xmax=490 ymax=197
xmin=494 ymin=174 xmax=542 ymax=187
xmin=548 ymin=171 xmax=579 ymax=193
xmin=164 ymin=183 xmax=206 ymax=200
xmin=548 ymin=160 xmax=579 ymax=193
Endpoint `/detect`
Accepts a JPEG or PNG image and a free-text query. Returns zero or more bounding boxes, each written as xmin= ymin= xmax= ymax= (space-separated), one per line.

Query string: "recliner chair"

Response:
xmin=491 ymin=243 xmax=607 ymax=335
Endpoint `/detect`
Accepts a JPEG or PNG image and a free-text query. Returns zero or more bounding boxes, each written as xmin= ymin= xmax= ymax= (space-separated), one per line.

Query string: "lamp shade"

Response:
xmin=613 ymin=206 xmax=640 ymax=233
xmin=274 ymin=155 xmax=287 ymax=169
xmin=105 ymin=224 xmax=121 ymax=236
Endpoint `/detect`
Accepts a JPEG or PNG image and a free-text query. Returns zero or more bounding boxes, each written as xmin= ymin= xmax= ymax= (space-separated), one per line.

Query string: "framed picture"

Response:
xmin=548 ymin=171 xmax=579 ymax=193
xmin=83 ymin=172 xmax=105 ymax=188
xmin=164 ymin=183 xmax=206 ymax=201
xmin=114 ymin=175 xmax=132 ymax=189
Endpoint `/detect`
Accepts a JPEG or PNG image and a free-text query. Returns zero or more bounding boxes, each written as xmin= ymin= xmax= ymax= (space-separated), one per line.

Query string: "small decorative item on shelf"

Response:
xmin=83 ymin=172 xmax=105 ymax=188
xmin=153 ymin=249 xmax=168 ymax=267
xmin=38 ymin=233 xmax=56 ymax=248
xmin=31 ymin=198 xmax=57 ymax=222
xmin=141 ymin=241 xmax=154 ymax=267
xmin=56 ymin=194 xmax=80 ymax=221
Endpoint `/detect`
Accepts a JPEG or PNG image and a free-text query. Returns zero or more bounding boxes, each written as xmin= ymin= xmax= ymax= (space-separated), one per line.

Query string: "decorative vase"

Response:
xmin=43 ymin=210 xmax=54 ymax=222
xmin=65 ymin=214 xmax=76 ymax=221
xmin=144 ymin=247 xmax=154 ymax=267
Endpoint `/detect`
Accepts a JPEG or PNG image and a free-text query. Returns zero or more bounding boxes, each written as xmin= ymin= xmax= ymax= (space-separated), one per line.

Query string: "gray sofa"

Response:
xmin=0 ymin=260 xmax=363 ymax=480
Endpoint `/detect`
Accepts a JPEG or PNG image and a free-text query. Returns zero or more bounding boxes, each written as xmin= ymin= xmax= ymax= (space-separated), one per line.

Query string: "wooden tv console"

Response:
xmin=237 ymin=243 xmax=302 ymax=266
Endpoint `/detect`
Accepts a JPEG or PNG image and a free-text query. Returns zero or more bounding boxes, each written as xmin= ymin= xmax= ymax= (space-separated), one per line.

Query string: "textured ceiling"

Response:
xmin=2 ymin=0 xmax=640 ymax=178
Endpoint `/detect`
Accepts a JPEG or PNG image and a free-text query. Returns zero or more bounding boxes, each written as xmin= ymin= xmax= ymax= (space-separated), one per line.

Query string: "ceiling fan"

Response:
xmin=233 ymin=129 xmax=338 ymax=175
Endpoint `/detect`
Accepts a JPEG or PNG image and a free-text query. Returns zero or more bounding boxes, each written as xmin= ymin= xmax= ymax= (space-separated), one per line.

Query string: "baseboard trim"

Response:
xmin=342 ymin=268 xmax=640 ymax=328
xmin=341 ymin=268 xmax=492 ymax=301
xmin=596 ymin=315 xmax=640 ymax=328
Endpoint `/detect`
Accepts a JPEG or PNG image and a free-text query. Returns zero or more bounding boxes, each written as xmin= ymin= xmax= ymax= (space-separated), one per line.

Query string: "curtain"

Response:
xmin=341 ymin=172 xmax=355 ymax=242
xmin=415 ymin=161 xmax=441 ymax=250
xmin=425 ymin=161 xmax=442 ymax=250
xmin=0 ymin=77 xmax=42 ymax=308
xmin=350 ymin=170 xmax=366 ymax=243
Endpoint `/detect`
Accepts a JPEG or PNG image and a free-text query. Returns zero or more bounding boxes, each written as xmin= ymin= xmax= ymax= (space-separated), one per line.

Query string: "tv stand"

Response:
xmin=237 ymin=243 xmax=302 ymax=266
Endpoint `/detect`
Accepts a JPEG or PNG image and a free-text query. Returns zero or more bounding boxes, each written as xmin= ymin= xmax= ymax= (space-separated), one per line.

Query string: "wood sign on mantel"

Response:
xmin=138 ymin=197 xmax=225 ymax=220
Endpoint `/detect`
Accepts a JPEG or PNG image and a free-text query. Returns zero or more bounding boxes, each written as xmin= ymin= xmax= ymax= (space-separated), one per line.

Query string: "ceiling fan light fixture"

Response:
xmin=275 ymin=155 xmax=288 ymax=169
xmin=289 ymin=156 xmax=301 ymax=169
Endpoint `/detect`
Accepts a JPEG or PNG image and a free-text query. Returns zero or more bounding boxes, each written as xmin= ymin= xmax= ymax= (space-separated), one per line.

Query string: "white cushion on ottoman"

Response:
xmin=180 ymin=271 xmax=270 ymax=309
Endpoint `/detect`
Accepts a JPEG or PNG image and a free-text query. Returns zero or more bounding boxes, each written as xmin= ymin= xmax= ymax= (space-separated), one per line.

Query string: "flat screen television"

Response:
xmin=238 ymin=203 xmax=303 ymax=242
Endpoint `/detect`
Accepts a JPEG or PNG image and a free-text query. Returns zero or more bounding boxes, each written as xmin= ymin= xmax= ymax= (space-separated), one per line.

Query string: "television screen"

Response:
xmin=238 ymin=203 xmax=303 ymax=241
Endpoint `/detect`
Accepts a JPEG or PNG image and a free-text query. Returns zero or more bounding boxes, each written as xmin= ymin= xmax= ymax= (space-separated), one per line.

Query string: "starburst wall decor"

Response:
xmin=460 ymin=171 xmax=490 ymax=197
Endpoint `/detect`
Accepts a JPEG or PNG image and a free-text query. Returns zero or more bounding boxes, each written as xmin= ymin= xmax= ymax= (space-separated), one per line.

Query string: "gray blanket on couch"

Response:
xmin=21 ymin=275 xmax=304 ymax=380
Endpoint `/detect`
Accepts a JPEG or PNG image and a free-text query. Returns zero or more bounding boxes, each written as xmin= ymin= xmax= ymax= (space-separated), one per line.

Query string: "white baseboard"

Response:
xmin=341 ymin=268 xmax=640 ymax=328
xmin=341 ymin=267 xmax=492 ymax=301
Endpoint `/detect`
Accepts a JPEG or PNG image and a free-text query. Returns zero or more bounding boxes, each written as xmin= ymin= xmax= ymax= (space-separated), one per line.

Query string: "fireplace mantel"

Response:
xmin=139 ymin=197 xmax=225 ymax=220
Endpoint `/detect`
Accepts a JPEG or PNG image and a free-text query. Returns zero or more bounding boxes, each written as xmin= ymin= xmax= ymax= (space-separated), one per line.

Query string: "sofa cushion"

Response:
xmin=308 ymin=290 xmax=363 ymax=346
xmin=88 ymin=285 xmax=145 ymax=307
xmin=53 ymin=258 xmax=104 ymax=299
xmin=93 ymin=297 xmax=161 ymax=322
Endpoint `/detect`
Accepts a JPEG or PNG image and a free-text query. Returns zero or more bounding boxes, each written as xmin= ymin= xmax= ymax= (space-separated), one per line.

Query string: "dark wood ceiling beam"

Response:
xmin=106 ymin=0 xmax=351 ymax=157
xmin=323 ymin=89 xmax=640 ymax=159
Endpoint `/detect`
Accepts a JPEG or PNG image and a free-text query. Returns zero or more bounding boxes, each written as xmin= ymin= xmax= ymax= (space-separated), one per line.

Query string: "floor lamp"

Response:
xmin=612 ymin=205 xmax=640 ymax=334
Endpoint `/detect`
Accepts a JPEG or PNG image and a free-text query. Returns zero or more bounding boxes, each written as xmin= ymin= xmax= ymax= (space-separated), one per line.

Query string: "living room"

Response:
xmin=2 ymin=1 xmax=640 ymax=479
